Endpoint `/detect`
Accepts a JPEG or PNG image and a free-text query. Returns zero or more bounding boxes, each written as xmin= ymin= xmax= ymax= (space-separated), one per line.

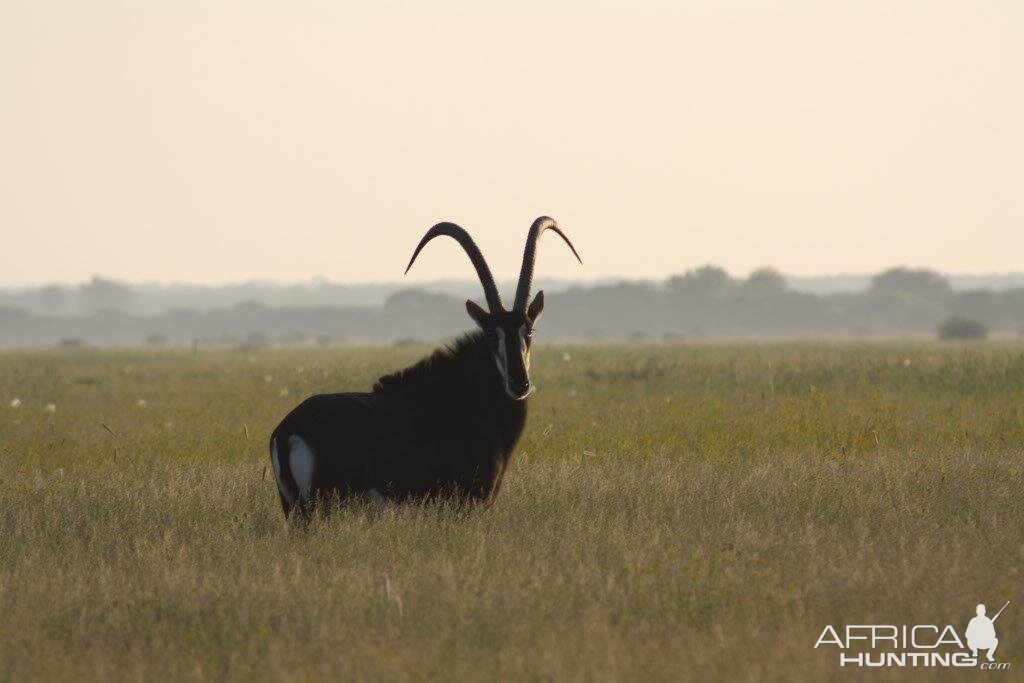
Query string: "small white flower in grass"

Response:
xmin=296 ymin=365 xmax=305 ymax=374
xmin=136 ymin=399 xmax=147 ymax=408
xmin=902 ymin=358 xmax=911 ymax=367
xmin=562 ymin=352 xmax=572 ymax=362
xmin=264 ymin=374 xmax=273 ymax=383
xmin=279 ymin=388 xmax=290 ymax=397
xmin=44 ymin=403 xmax=57 ymax=413
xmin=10 ymin=398 xmax=20 ymax=408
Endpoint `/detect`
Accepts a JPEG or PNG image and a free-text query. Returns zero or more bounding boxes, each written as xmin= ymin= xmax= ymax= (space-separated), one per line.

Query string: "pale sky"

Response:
xmin=2 ymin=1 xmax=1022 ymax=287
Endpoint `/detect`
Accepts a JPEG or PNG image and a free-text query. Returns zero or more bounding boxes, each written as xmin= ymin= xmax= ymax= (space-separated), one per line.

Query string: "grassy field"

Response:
xmin=1 ymin=341 xmax=1022 ymax=681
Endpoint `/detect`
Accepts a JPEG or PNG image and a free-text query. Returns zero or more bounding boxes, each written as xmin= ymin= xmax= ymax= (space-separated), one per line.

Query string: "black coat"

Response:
xmin=270 ymin=331 xmax=527 ymax=515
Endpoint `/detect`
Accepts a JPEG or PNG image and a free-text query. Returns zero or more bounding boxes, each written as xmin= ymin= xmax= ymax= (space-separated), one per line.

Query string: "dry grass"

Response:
xmin=1 ymin=342 xmax=1022 ymax=681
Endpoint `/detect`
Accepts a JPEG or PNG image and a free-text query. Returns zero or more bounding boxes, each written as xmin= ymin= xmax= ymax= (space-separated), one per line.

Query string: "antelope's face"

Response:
xmin=405 ymin=216 xmax=580 ymax=400
xmin=466 ymin=292 xmax=545 ymax=400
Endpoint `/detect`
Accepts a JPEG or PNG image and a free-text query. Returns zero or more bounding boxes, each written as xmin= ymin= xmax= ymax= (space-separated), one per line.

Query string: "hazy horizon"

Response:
xmin=4 ymin=269 xmax=1024 ymax=292
xmin=3 ymin=1 xmax=1022 ymax=287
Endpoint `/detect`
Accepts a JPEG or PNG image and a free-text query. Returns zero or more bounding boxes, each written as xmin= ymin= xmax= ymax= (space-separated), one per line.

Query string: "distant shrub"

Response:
xmin=316 ymin=335 xmax=343 ymax=347
xmin=58 ymin=338 xmax=84 ymax=348
xmin=239 ymin=332 xmax=270 ymax=350
xmin=277 ymin=330 xmax=308 ymax=346
xmin=393 ymin=338 xmax=424 ymax=347
xmin=144 ymin=334 xmax=170 ymax=347
xmin=937 ymin=316 xmax=989 ymax=341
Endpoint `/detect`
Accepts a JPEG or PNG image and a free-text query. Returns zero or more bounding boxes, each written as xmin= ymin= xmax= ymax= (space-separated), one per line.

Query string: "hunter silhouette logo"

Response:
xmin=814 ymin=601 xmax=1011 ymax=670
xmin=967 ymin=602 xmax=1008 ymax=662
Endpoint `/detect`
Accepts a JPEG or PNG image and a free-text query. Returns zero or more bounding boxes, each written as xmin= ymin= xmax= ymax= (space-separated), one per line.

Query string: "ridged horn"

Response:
xmin=404 ymin=222 xmax=504 ymax=313
xmin=513 ymin=216 xmax=582 ymax=312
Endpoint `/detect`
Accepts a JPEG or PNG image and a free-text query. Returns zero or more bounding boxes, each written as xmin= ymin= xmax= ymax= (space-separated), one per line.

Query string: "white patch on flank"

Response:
xmin=288 ymin=434 xmax=315 ymax=498
xmin=270 ymin=439 xmax=293 ymax=505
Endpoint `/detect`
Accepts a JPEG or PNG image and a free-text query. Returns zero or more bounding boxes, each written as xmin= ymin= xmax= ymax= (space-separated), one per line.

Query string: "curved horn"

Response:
xmin=404 ymin=222 xmax=504 ymax=312
xmin=513 ymin=216 xmax=582 ymax=311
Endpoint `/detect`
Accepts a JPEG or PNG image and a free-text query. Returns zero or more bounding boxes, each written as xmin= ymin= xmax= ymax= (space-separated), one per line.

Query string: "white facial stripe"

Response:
xmin=494 ymin=328 xmax=509 ymax=385
xmin=519 ymin=324 xmax=530 ymax=370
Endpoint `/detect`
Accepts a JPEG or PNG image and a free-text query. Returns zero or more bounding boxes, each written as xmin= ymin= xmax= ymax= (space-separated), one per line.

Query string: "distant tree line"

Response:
xmin=0 ymin=267 xmax=1021 ymax=347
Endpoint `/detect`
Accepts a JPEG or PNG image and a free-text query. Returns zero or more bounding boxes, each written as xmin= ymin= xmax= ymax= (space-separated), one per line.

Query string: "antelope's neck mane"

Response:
xmin=372 ymin=330 xmax=528 ymax=453
xmin=372 ymin=330 xmax=496 ymax=398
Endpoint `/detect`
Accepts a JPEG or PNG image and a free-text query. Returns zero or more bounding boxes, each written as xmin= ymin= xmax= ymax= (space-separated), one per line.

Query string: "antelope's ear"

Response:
xmin=527 ymin=290 xmax=544 ymax=324
xmin=465 ymin=299 xmax=489 ymax=328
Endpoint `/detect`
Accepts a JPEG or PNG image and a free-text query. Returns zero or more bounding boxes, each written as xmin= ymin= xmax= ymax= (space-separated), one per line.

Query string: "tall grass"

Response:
xmin=1 ymin=342 xmax=1021 ymax=680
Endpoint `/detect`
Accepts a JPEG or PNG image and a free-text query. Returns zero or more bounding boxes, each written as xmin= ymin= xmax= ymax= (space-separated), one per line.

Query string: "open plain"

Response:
xmin=1 ymin=342 xmax=1021 ymax=681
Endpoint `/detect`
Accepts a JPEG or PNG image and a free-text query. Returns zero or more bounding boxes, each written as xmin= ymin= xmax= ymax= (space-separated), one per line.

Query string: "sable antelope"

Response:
xmin=269 ymin=217 xmax=581 ymax=516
